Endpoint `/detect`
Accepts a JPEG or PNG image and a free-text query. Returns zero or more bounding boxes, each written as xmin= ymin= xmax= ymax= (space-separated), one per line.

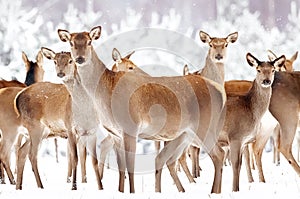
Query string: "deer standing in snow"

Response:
xmin=218 ymin=53 xmax=285 ymax=191
xmin=57 ymin=26 xmax=227 ymax=194
xmin=0 ymin=51 xmax=44 ymax=185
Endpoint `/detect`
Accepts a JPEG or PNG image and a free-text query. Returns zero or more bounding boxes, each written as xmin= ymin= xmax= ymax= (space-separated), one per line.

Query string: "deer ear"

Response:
xmin=290 ymin=51 xmax=298 ymax=62
xmin=267 ymin=50 xmax=277 ymax=61
xmin=112 ymin=48 xmax=122 ymax=62
xmin=90 ymin=26 xmax=101 ymax=41
xmin=273 ymin=55 xmax=286 ymax=70
xmin=226 ymin=32 xmax=238 ymax=43
xmin=58 ymin=29 xmax=71 ymax=42
xmin=199 ymin=31 xmax=211 ymax=43
xmin=41 ymin=47 xmax=56 ymax=60
xmin=22 ymin=51 xmax=30 ymax=72
xmin=246 ymin=53 xmax=260 ymax=67
xmin=183 ymin=64 xmax=189 ymax=75
xmin=36 ymin=50 xmax=44 ymax=66
xmin=125 ymin=51 xmax=135 ymax=59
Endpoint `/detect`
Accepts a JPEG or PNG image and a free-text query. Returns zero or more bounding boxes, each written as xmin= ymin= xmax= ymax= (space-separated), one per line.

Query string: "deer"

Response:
xmin=40 ymin=46 xmax=137 ymax=188
xmin=179 ymin=31 xmax=238 ymax=179
xmin=13 ymin=81 xmax=78 ymax=190
xmin=243 ymin=50 xmax=299 ymax=183
xmin=0 ymin=51 xmax=44 ymax=185
xmin=267 ymin=50 xmax=298 ymax=166
xmin=57 ymin=25 xmax=227 ymax=194
xmin=218 ymin=53 xmax=285 ymax=192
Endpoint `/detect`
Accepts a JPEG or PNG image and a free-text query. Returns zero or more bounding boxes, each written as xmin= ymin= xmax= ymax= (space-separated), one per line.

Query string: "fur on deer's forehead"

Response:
xmin=257 ymin=61 xmax=275 ymax=69
xmin=210 ymin=38 xmax=227 ymax=46
xmin=71 ymin=32 xmax=90 ymax=42
xmin=55 ymin=52 xmax=72 ymax=63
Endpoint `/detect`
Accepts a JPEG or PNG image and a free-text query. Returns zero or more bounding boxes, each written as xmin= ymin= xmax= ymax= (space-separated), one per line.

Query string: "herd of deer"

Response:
xmin=0 ymin=25 xmax=299 ymax=194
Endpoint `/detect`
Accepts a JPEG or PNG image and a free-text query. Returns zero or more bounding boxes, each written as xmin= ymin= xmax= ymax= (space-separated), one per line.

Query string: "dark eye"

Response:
xmin=225 ymin=43 xmax=228 ymax=47
xmin=54 ymin=60 xmax=57 ymax=65
xmin=129 ymin=67 xmax=134 ymax=70
xmin=209 ymin=43 xmax=213 ymax=47
xmin=87 ymin=40 xmax=92 ymax=45
xmin=70 ymin=41 xmax=74 ymax=47
xmin=69 ymin=59 xmax=73 ymax=64
xmin=272 ymin=69 xmax=275 ymax=73
xmin=257 ymin=69 xmax=261 ymax=73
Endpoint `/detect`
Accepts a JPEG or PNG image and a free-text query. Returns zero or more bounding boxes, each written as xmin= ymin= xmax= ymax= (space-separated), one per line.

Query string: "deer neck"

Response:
xmin=77 ymin=46 xmax=106 ymax=97
xmin=247 ymin=79 xmax=272 ymax=121
xmin=200 ymin=55 xmax=225 ymax=86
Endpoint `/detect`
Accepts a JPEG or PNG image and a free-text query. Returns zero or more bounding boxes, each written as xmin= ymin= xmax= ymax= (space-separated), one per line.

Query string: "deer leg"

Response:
xmin=208 ymin=144 xmax=224 ymax=194
xmin=190 ymin=146 xmax=201 ymax=178
xmin=16 ymin=139 xmax=30 ymax=190
xmin=28 ymin=127 xmax=44 ymax=189
xmin=248 ymin=143 xmax=255 ymax=169
xmin=85 ymin=135 xmax=103 ymax=190
xmin=66 ymin=143 xmax=72 ymax=183
xmin=124 ymin=133 xmax=136 ymax=193
xmin=178 ymin=149 xmax=195 ymax=183
xmin=54 ymin=138 xmax=59 ymax=163
xmin=243 ymin=145 xmax=254 ymax=183
xmin=155 ymin=132 xmax=192 ymax=193
xmin=78 ymin=137 xmax=87 ymax=183
xmin=230 ymin=140 xmax=242 ymax=192
xmin=113 ymin=139 xmax=125 ymax=193
xmin=0 ymin=161 xmax=4 ymax=184
xmin=1 ymin=153 xmax=16 ymax=185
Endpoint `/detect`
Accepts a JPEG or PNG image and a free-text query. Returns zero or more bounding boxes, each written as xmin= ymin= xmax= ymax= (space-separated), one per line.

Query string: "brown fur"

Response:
xmin=0 ymin=51 xmax=44 ymax=185
xmin=245 ymin=51 xmax=299 ymax=183
xmin=13 ymin=82 xmax=79 ymax=190
xmin=58 ymin=26 xmax=227 ymax=194
xmin=219 ymin=53 xmax=285 ymax=191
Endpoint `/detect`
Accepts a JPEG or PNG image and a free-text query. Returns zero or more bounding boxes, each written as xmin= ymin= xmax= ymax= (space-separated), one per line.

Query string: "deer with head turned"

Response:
xmin=58 ymin=26 xmax=227 ymax=194
xmin=218 ymin=53 xmax=285 ymax=191
xmin=0 ymin=51 xmax=44 ymax=185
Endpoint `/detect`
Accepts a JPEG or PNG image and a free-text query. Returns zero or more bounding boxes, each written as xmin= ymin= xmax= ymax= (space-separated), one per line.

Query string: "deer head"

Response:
xmin=22 ymin=51 xmax=44 ymax=85
xmin=267 ymin=50 xmax=298 ymax=72
xmin=111 ymin=48 xmax=136 ymax=72
xmin=199 ymin=31 xmax=238 ymax=64
xmin=246 ymin=53 xmax=285 ymax=88
xmin=57 ymin=26 xmax=101 ymax=66
xmin=41 ymin=47 xmax=77 ymax=80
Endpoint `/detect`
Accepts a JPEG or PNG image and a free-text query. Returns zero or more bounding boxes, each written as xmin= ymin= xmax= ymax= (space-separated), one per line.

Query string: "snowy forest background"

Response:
xmin=1 ymin=0 xmax=300 ymax=83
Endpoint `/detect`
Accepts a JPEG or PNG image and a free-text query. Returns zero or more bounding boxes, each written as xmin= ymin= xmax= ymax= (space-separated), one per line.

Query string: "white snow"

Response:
xmin=0 ymin=138 xmax=299 ymax=198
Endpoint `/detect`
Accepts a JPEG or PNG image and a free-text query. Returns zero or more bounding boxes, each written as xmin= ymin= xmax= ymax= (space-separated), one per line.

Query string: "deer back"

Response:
xmin=15 ymin=82 xmax=71 ymax=135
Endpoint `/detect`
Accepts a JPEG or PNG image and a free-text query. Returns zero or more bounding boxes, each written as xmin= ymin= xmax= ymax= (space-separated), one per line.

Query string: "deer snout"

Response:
xmin=75 ymin=56 xmax=85 ymax=64
xmin=215 ymin=54 xmax=223 ymax=60
xmin=262 ymin=79 xmax=272 ymax=87
xmin=57 ymin=72 xmax=66 ymax=78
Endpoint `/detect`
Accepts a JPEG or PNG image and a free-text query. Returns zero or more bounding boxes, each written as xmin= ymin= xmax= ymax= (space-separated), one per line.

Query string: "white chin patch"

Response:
xmin=214 ymin=59 xmax=224 ymax=64
xmin=261 ymin=83 xmax=271 ymax=88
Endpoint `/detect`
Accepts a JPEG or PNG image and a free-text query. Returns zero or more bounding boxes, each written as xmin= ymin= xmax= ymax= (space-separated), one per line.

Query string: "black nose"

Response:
xmin=57 ymin=72 xmax=65 ymax=78
xmin=76 ymin=56 xmax=85 ymax=64
xmin=262 ymin=79 xmax=271 ymax=85
xmin=215 ymin=54 xmax=223 ymax=60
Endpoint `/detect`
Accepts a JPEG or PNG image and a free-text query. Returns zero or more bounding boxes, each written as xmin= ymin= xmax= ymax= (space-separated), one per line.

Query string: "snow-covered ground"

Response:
xmin=0 ymin=138 xmax=299 ymax=199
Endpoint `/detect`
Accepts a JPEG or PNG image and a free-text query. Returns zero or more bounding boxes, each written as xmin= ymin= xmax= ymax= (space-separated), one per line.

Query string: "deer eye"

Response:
xmin=257 ymin=69 xmax=261 ymax=73
xmin=129 ymin=67 xmax=134 ymax=70
xmin=225 ymin=43 xmax=228 ymax=47
xmin=54 ymin=60 xmax=57 ymax=65
xmin=69 ymin=59 xmax=73 ymax=64
xmin=70 ymin=41 xmax=74 ymax=47
xmin=87 ymin=40 xmax=92 ymax=45
xmin=272 ymin=69 xmax=275 ymax=73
